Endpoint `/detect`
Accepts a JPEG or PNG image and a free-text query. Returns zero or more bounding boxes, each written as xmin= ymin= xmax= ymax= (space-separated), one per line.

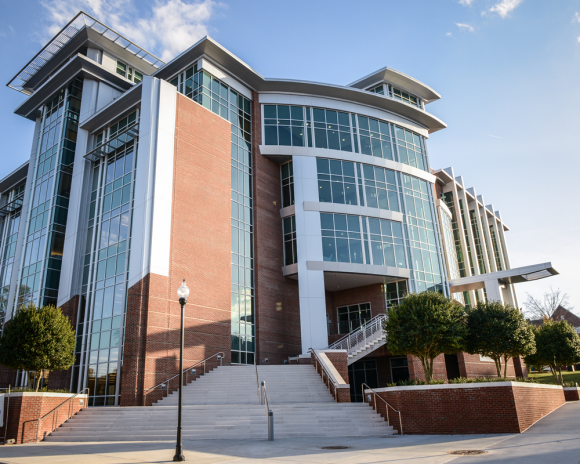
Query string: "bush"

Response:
xmin=448 ymin=376 xmax=536 ymax=384
xmin=386 ymin=378 xmax=446 ymax=387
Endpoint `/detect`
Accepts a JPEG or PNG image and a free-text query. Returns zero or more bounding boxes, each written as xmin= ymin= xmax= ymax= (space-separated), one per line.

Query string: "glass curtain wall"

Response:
xmin=16 ymin=77 xmax=83 ymax=309
xmin=0 ymin=184 xmax=25 ymax=334
xmin=263 ymin=105 xmax=429 ymax=172
xmin=469 ymin=210 xmax=487 ymax=275
xmin=489 ymin=225 xmax=503 ymax=271
xmin=442 ymin=192 xmax=467 ymax=278
xmin=76 ymin=110 xmax=139 ymax=406
xmin=439 ymin=207 xmax=464 ymax=304
xmin=172 ymin=64 xmax=254 ymax=365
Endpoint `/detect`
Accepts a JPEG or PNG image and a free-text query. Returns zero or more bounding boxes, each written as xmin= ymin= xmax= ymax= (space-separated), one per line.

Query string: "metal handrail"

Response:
xmin=309 ymin=349 xmax=339 ymax=402
xmin=328 ymin=314 xmax=387 ymax=354
xmin=34 ymin=388 xmax=89 ymax=443
xmin=261 ymin=380 xmax=274 ymax=441
xmin=362 ymin=383 xmax=403 ymax=435
xmin=254 ymin=357 xmax=260 ymax=403
xmin=145 ymin=352 xmax=224 ymax=393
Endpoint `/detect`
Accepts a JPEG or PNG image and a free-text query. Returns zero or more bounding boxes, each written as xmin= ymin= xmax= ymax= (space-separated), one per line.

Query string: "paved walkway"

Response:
xmin=1 ymin=402 xmax=579 ymax=463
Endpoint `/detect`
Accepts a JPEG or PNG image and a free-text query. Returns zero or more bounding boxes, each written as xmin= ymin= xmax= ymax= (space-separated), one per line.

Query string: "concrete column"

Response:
xmin=293 ymin=155 xmax=328 ymax=353
xmin=484 ymin=279 xmax=504 ymax=303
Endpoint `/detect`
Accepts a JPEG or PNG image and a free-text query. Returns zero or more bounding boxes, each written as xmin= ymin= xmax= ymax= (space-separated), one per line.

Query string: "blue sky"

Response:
xmin=0 ymin=0 xmax=579 ymax=311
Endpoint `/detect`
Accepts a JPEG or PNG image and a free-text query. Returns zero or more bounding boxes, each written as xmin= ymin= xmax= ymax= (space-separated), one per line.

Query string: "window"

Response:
xmin=367 ymin=84 xmax=385 ymax=95
xmin=357 ymin=115 xmax=393 ymax=160
xmin=316 ymin=159 xmax=357 ymax=205
xmin=283 ymin=216 xmax=297 ymax=266
xmin=385 ymin=281 xmax=407 ymax=308
xmin=362 ymin=164 xmax=399 ymax=211
xmin=469 ymin=210 xmax=486 ymax=275
xmin=115 ymin=60 xmax=143 ymax=84
xmin=489 ymin=225 xmax=503 ymax=271
xmin=442 ymin=192 xmax=467 ymax=278
xmin=281 ymin=161 xmax=294 ymax=207
xmin=401 ymin=174 xmax=443 ymax=293
xmin=391 ymin=87 xmax=420 ymax=107
xmin=337 ymin=303 xmax=371 ymax=334
xmin=395 ymin=126 xmax=425 ymax=170
xmin=320 ymin=213 xmax=366 ymax=264
xmin=313 ymin=108 xmax=352 ymax=151
xmin=390 ymin=357 xmax=410 ymax=383
xmin=264 ymin=105 xmax=305 ymax=147
xmin=349 ymin=360 xmax=378 ymax=402
xmin=367 ymin=217 xmax=407 ymax=268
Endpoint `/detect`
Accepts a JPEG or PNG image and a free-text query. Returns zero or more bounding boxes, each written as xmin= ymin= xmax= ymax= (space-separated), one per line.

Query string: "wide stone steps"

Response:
xmin=46 ymin=364 xmax=395 ymax=441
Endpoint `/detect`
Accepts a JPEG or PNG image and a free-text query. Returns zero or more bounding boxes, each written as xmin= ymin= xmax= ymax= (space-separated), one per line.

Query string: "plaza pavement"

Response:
xmin=1 ymin=402 xmax=578 ymax=463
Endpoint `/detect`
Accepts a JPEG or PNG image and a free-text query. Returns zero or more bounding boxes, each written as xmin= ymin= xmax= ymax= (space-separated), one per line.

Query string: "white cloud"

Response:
xmin=455 ymin=22 xmax=475 ymax=32
xmin=40 ymin=0 xmax=219 ymax=61
xmin=446 ymin=32 xmax=453 ymax=37
xmin=459 ymin=0 xmax=475 ymax=5
xmin=577 ymin=37 xmax=580 ymax=43
xmin=488 ymin=0 xmax=523 ymax=18
xmin=574 ymin=12 xmax=580 ymax=23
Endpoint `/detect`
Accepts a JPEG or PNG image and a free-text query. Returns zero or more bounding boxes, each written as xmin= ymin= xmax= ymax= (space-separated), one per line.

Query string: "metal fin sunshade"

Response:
xmin=7 ymin=11 xmax=164 ymax=95
xmin=0 ymin=193 xmax=24 ymax=216
xmin=84 ymin=123 xmax=139 ymax=162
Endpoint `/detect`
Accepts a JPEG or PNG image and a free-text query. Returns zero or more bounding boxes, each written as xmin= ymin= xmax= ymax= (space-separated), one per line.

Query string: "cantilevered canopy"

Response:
xmin=449 ymin=262 xmax=559 ymax=293
xmin=7 ymin=11 xmax=164 ymax=95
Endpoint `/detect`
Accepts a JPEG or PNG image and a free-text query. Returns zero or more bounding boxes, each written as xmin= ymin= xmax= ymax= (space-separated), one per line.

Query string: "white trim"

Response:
xmin=259 ymin=145 xmax=436 ymax=184
xmin=368 ymin=381 xmax=564 ymax=393
xmin=8 ymin=392 xmax=89 ymax=398
xmin=306 ymin=260 xmax=411 ymax=279
xmin=303 ymin=201 xmax=404 ymax=222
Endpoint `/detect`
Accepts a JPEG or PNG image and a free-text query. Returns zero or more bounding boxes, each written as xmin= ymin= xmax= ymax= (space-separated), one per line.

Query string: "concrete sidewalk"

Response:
xmin=1 ymin=403 xmax=578 ymax=464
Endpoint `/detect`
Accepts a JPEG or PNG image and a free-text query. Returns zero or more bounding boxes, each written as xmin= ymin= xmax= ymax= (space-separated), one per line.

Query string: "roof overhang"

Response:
xmin=348 ymin=67 xmax=441 ymax=103
xmin=7 ymin=11 xmax=163 ymax=95
xmin=0 ymin=162 xmax=29 ymax=194
xmin=154 ymin=37 xmax=446 ymax=134
xmin=449 ymin=262 xmax=559 ymax=293
xmin=14 ymin=54 xmax=135 ymax=121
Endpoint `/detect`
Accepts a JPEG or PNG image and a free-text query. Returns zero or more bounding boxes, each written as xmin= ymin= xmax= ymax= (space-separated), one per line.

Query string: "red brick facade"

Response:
xmin=0 ymin=393 xmax=87 ymax=443
xmin=252 ymin=91 xmax=301 ymax=364
xmin=120 ymin=95 xmax=232 ymax=406
xmin=370 ymin=383 xmax=565 ymax=434
xmin=311 ymin=350 xmax=350 ymax=403
xmin=564 ymin=387 xmax=580 ymax=401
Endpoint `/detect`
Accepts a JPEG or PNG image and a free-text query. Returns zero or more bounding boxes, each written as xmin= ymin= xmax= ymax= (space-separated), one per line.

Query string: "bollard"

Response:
xmin=267 ymin=409 xmax=274 ymax=441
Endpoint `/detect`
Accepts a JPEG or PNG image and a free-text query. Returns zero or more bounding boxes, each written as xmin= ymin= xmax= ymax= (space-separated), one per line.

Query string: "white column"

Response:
xmin=484 ymin=279 xmax=504 ymax=303
xmin=293 ymin=155 xmax=328 ymax=353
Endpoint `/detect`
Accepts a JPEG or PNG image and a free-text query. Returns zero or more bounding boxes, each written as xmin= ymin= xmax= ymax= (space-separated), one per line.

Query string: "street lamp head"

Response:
xmin=177 ymin=279 xmax=189 ymax=302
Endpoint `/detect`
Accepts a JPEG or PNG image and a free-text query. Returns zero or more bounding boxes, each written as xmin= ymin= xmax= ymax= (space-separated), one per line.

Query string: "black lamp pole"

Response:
xmin=174 ymin=280 xmax=189 ymax=462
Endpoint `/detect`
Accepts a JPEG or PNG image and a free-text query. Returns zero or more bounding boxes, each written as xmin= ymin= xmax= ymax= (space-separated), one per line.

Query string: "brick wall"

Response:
xmin=311 ymin=350 xmax=350 ymax=403
xmin=326 ymin=283 xmax=385 ymax=343
xmin=457 ymin=352 xmax=516 ymax=378
xmin=370 ymin=383 xmax=565 ymax=434
xmin=252 ymin=91 xmax=301 ymax=364
xmin=407 ymin=354 xmax=448 ymax=381
xmin=0 ymin=393 xmax=88 ymax=443
xmin=121 ymin=94 xmax=232 ymax=406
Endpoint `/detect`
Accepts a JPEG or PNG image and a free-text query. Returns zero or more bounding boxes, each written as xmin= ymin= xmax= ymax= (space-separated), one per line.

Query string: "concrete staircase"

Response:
xmin=328 ymin=314 xmax=387 ymax=365
xmin=45 ymin=364 xmax=395 ymax=441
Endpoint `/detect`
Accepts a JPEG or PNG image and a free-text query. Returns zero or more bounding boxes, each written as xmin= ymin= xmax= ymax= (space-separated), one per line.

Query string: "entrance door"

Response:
xmin=348 ymin=360 xmax=378 ymax=402
xmin=445 ymin=354 xmax=461 ymax=380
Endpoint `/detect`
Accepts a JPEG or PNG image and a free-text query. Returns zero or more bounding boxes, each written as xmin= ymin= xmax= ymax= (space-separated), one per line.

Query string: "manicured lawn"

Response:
xmin=529 ymin=371 xmax=580 ymax=385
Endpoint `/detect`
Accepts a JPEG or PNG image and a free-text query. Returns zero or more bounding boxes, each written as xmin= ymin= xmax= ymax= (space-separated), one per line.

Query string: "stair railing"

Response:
xmin=34 ymin=388 xmax=89 ymax=443
xmin=145 ymin=351 xmax=224 ymax=396
xmin=254 ymin=356 xmax=260 ymax=403
xmin=361 ymin=383 xmax=403 ymax=435
xmin=261 ymin=381 xmax=274 ymax=441
xmin=328 ymin=314 xmax=387 ymax=354
xmin=309 ymin=349 xmax=339 ymax=402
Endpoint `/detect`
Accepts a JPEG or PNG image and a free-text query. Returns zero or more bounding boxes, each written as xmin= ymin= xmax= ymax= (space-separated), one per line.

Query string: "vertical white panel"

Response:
xmin=127 ymin=77 xmax=176 ymax=288
xmin=293 ymin=155 xmax=328 ymax=353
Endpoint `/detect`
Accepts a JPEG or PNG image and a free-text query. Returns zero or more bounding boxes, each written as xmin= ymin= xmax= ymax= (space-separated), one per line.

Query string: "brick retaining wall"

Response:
xmin=564 ymin=387 xmax=580 ymax=401
xmin=0 ymin=392 xmax=88 ymax=444
xmin=368 ymin=382 xmax=564 ymax=434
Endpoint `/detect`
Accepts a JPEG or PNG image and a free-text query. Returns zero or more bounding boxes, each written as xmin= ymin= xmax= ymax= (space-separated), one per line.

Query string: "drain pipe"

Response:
xmin=268 ymin=410 xmax=274 ymax=441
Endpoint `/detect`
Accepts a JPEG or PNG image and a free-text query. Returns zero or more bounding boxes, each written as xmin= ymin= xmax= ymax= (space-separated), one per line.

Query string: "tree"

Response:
xmin=524 ymin=320 xmax=580 ymax=385
xmin=384 ymin=291 xmax=467 ymax=383
xmin=0 ymin=304 xmax=75 ymax=391
xmin=465 ymin=301 xmax=536 ymax=378
xmin=524 ymin=287 xmax=573 ymax=320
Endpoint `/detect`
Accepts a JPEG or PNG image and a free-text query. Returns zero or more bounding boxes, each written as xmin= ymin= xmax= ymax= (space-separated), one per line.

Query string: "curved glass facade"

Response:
xmin=263 ymin=105 xmax=429 ymax=172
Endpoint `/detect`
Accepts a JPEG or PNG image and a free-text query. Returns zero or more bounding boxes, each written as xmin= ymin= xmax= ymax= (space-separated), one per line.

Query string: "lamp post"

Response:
xmin=174 ymin=279 xmax=189 ymax=462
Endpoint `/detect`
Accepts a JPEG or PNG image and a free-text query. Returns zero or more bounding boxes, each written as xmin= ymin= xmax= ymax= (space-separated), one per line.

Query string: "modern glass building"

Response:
xmin=0 ymin=12 xmax=558 ymax=405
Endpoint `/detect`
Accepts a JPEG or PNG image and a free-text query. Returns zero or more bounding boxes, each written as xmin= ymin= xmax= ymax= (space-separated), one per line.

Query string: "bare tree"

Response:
xmin=524 ymin=287 xmax=573 ymax=320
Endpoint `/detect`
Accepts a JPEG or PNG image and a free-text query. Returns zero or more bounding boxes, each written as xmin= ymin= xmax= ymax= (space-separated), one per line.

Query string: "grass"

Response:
xmin=528 ymin=371 xmax=580 ymax=386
